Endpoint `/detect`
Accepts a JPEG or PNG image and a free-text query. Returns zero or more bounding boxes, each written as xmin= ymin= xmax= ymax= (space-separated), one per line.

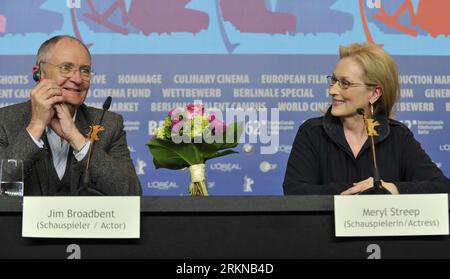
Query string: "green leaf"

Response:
xmin=204 ymin=150 xmax=238 ymax=161
xmin=211 ymin=122 xmax=243 ymax=151
xmin=147 ymin=122 xmax=243 ymax=170
xmin=146 ymin=139 xmax=203 ymax=169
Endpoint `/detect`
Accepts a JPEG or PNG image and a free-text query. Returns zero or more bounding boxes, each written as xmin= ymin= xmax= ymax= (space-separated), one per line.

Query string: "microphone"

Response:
xmin=79 ymin=96 xmax=112 ymax=195
xmin=356 ymin=108 xmax=390 ymax=195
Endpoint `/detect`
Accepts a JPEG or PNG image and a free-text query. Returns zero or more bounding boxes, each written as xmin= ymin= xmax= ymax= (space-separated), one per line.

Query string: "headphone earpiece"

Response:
xmin=33 ymin=71 xmax=41 ymax=82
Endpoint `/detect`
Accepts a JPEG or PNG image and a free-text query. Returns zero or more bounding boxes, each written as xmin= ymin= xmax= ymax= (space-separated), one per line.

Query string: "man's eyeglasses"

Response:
xmin=326 ymin=75 xmax=376 ymax=90
xmin=40 ymin=61 xmax=95 ymax=81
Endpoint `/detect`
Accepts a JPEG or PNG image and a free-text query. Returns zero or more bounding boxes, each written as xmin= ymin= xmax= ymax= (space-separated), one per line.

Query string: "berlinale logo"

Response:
xmin=135 ymin=158 xmax=147 ymax=175
xmin=66 ymin=0 xmax=81 ymax=9
xmin=366 ymin=0 xmax=381 ymax=9
xmin=243 ymin=175 xmax=255 ymax=192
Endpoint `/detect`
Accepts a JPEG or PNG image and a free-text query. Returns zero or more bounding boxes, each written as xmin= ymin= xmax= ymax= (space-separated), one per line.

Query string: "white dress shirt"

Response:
xmin=27 ymin=112 xmax=91 ymax=180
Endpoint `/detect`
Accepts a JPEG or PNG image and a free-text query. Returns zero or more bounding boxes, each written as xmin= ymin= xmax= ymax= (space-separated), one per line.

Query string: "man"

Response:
xmin=0 ymin=35 xmax=142 ymax=195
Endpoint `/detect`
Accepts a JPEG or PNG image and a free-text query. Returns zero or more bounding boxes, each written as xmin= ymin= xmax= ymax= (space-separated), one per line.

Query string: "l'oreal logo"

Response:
xmin=210 ymin=163 xmax=242 ymax=172
xmin=147 ymin=181 xmax=179 ymax=190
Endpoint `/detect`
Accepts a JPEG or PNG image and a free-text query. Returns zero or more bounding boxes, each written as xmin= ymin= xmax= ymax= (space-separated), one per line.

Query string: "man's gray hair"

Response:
xmin=35 ymin=35 xmax=91 ymax=66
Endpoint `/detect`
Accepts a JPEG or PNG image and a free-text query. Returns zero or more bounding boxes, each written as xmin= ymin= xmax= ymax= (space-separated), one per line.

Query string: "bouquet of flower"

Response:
xmin=147 ymin=103 xmax=242 ymax=196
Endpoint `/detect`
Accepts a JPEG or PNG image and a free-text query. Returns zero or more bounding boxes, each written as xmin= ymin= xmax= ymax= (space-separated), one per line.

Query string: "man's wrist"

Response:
xmin=26 ymin=121 xmax=46 ymax=140
xmin=70 ymin=133 xmax=88 ymax=152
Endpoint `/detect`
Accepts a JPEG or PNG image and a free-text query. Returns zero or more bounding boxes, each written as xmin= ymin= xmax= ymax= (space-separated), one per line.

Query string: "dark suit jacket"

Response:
xmin=0 ymin=102 xmax=142 ymax=196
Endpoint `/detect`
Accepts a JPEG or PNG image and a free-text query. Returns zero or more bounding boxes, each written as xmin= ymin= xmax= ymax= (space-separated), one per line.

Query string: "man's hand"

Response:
xmin=26 ymin=79 xmax=64 ymax=139
xmin=340 ymin=177 xmax=399 ymax=195
xmin=50 ymin=103 xmax=87 ymax=151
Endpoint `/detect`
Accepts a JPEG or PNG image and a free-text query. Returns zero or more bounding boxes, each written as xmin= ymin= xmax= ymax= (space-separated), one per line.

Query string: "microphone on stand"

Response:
xmin=356 ymin=108 xmax=390 ymax=195
xmin=78 ymin=96 xmax=112 ymax=195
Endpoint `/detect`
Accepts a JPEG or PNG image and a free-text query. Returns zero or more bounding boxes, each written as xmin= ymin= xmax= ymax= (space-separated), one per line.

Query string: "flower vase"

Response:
xmin=188 ymin=164 xmax=208 ymax=196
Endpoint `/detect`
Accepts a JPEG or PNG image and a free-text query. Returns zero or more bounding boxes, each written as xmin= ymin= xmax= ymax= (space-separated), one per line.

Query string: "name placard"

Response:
xmin=22 ymin=197 xmax=140 ymax=238
xmin=334 ymin=194 xmax=449 ymax=237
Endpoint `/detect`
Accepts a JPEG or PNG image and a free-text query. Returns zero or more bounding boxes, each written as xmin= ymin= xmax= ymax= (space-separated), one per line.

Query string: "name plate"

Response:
xmin=334 ymin=194 xmax=449 ymax=237
xmin=22 ymin=197 xmax=140 ymax=238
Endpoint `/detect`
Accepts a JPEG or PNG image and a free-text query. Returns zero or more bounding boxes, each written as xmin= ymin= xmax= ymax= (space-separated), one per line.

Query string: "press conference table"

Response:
xmin=0 ymin=196 xmax=449 ymax=259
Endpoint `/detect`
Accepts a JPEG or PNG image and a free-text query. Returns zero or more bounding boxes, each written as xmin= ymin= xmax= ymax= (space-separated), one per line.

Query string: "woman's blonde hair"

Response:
xmin=339 ymin=43 xmax=400 ymax=116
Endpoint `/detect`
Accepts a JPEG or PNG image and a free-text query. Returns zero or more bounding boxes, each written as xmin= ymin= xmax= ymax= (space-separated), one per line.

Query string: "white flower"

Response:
xmin=156 ymin=126 xmax=165 ymax=139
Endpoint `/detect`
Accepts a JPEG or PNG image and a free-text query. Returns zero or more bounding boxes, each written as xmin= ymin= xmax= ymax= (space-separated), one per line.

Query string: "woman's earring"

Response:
xmin=370 ymin=103 xmax=374 ymax=116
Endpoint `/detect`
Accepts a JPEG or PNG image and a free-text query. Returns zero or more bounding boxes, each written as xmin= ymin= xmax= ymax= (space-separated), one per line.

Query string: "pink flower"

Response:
xmin=208 ymin=112 xmax=216 ymax=122
xmin=186 ymin=104 xmax=204 ymax=120
xmin=210 ymin=119 xmax=226 ymax=134
xmin=171 ymin=120 xmax=185 ymax=134
xmin=169 ymin=107 xmax=183 ymax=120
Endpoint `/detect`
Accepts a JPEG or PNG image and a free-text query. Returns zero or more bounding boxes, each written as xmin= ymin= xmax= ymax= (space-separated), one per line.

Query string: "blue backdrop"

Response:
xmin=1 ymin=0 xmax=449 ymax=195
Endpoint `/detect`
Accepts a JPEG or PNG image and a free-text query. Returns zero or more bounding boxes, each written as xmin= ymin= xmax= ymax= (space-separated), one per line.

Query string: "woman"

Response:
xmin=283 ymin=43 xmax=449 ymax=195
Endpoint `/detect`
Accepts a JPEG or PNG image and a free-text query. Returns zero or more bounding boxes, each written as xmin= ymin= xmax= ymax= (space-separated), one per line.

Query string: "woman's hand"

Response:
xmin=341 ymin=177 xmax=399 ymax=195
